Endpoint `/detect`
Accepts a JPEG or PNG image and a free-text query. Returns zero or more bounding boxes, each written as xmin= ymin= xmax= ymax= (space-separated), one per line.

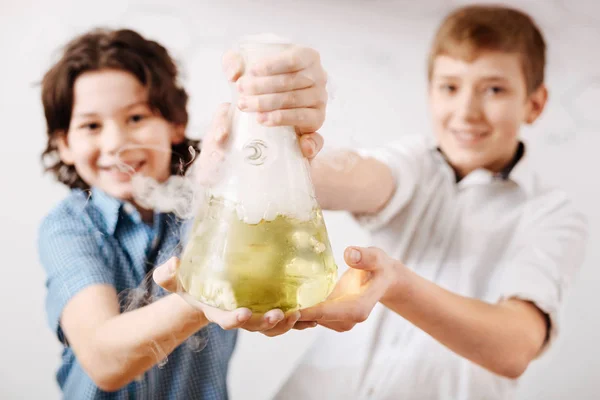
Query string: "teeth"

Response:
xmin=100 ymin=161 xmax=143 ymax=171
xmin=453 ymin=131 xmax=486 ymax=141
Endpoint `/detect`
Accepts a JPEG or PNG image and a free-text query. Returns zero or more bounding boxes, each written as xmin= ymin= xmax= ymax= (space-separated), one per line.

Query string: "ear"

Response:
xmin=55 ymin=131 xmax=75 ymax=165
xmin=171 ymin=124 xmax=186 ymax=144
xmin=525 ymin=84 xmax=548 ymax=124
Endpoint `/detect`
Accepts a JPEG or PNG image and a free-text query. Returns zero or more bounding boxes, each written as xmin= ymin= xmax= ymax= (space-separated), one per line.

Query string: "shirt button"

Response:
xmin=368 ymin=387 xmax=375 ymax=397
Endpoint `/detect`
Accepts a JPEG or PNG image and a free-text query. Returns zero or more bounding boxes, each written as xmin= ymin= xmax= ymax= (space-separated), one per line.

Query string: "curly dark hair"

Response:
xmin=40 ymin=28 xmax=200 ymax=190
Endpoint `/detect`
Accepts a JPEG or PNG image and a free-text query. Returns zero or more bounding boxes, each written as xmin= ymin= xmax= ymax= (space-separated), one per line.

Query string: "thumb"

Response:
xmin=208 ymin=102 xmax=232 ymax=144
xmin=344 ymin=246 xmax=390 ymax=271
xmin=152 ymin=257 xmax=181 ymax=293
xmin=222 ymin=50 xmax=244 ymax=82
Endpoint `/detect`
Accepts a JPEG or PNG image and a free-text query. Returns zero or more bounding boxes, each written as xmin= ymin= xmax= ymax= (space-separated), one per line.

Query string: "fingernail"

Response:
xmin=305 ymin=138 xmax=316 ymax=155
xmin=236 ymin=309 xmax=251 ymax=322
xmin=237 ymin=80 xmax=244 ymax=93
xmin=168 ymin=259 xmax=177 ymax=275
xmin=238 ymin=97 xmax=247 ymax=110
xmin=349 ymin=248 xmax=361 ymax=264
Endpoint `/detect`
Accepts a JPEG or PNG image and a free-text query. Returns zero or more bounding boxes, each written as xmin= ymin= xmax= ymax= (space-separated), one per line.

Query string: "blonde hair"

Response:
xmin=428 ymin=5 xmax=546 ymax=94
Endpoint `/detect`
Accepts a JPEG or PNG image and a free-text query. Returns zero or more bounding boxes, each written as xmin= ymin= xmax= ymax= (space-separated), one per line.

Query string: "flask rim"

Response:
xmin=238 ymin=33 xmax=293 ymax=51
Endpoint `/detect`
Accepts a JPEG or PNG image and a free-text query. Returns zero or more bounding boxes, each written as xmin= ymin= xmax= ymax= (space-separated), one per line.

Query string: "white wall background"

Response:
xmin=1 ymin=0 xmax=599 ymax=399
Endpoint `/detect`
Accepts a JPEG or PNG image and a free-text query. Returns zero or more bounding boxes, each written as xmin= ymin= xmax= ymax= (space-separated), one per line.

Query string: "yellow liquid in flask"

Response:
xmin=178 ymin=197 xmax=338 ymax=314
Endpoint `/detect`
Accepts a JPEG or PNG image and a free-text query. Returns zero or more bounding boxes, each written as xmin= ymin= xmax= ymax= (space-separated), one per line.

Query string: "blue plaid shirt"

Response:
xmin=38 ymin=188 xmax=237 ymax=400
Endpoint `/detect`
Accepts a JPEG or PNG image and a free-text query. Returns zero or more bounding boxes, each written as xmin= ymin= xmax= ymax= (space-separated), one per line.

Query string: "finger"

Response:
xmin=344 ymin=246 xmax=392 ymax=272
xmin=299 ymin=132 xmax=324 ymax=160
xmin=318 ymin=320 xmax=356 ymax=333
xmin=261 ymin=311 xmax=301 ymax=337
xmin=298 ymin=297 xmax=374 ymax=323
xmin=250 ymin=46 xmax=320 ymax=76
xmin=209 ymin=102 xmax=232 ymax=144
xmin=194 ymin=103 xmax=231 ymax=186
xmin=193 ymin=147 xmax=226 ymax=187
xmin=263 ymin=309 xmax=286 ymax=326
xmin=298 ymin=300 xmax=340 ymax=322
xmin=237 ymin=65 xmax=325 ymax=95
xmin=222 ymin=50 xmax=244 ymax=82
xmin=241 ymin=309 xmax=285 ymax=332
xmin=293 ymin=321 xmax=317 ymax=330
xmin=238 ymin=87 xmax=327 ymax=113
xmin=256 ymin=108 xmax=325 ymax=133
xmin=204 ymin=306 xmax=252 ymax=330
xmin=152 ymin=257 xmax=180 ymax=293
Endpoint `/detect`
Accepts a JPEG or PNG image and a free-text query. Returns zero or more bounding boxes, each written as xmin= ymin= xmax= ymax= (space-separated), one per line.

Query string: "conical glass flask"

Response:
xmin=177 ymin=35 xmax=338 ymax=314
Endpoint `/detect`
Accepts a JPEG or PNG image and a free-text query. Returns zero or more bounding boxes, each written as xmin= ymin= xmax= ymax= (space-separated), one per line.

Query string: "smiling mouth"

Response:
xmin=451 ymin=129 xmax=490 ymax=144
xmin=98 ymin=160 xmax=146 ymax=174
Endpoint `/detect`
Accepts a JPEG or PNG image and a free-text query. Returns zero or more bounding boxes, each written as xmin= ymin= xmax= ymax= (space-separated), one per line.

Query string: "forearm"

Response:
xmin=310 ymin=151 xmax=395 ymax=213
xmin=382 ymin=269 xmax=547 ymax=378
xmin=92 ymin=294 xmax=208 ymax=391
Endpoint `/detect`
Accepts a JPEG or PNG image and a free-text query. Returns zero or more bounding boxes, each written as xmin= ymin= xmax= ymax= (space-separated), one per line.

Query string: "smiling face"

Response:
xmin=57 ymin=69 xmax=184 ymax=201
xmin=428 ymin=51 xmax=547 ymax=178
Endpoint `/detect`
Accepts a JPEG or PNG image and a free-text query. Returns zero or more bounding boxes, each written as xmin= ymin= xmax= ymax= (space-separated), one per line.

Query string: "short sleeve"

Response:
xmin=352 ymin=135 xmax=427 ymax=232
xmin=38 ymin=209 xmax=115 ymax=343
xmin=495 ymin=193 xmax=588 ymax=355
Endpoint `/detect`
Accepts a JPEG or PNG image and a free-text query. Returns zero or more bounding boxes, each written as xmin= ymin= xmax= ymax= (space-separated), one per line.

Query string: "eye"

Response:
xmin=486 ymin=86 xmax=506 ymax=95
xmin=79 ymin=122 xmax=101 ymax=131
xmin=440 ymin=83 xmax=457 ymax=93
xmin=128 ymin=114 xmax=147 ymax=124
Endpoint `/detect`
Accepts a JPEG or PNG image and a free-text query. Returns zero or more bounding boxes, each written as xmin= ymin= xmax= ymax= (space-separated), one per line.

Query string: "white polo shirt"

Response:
xmin=274 ymin=135 xmax=588 ymax=400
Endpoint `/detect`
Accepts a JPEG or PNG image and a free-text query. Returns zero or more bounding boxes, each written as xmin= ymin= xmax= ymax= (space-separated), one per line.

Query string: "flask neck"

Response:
xmin=238 ymin=34 xmax=292 ymax=70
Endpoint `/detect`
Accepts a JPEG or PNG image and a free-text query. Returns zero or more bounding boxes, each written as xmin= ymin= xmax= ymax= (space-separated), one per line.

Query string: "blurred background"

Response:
xmin=1 ymin=0 xmax=598 ymax=399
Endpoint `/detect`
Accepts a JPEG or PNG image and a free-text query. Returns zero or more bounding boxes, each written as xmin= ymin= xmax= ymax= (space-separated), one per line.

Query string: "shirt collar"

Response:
xmin=505 ymin=140 xmax=536 ymax=196
xmin=428 ymin=138 xmax=535 ymax=196
xmin=90 ymin=187 xmax=146 ymax=234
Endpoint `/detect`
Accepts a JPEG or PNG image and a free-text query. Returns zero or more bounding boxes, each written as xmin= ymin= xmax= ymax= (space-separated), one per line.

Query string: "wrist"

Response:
xmin=381 ymin=261 xmax=414 ymax=308
xmin=172 ymin=294 xmax=209 ymax=331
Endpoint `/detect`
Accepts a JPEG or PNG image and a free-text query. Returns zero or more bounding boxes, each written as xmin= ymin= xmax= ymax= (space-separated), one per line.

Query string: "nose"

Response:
xmin=101 ymin=121 xmax=128 ymax=155
xmin=455 ymin=89 xmax=482 ymax=122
